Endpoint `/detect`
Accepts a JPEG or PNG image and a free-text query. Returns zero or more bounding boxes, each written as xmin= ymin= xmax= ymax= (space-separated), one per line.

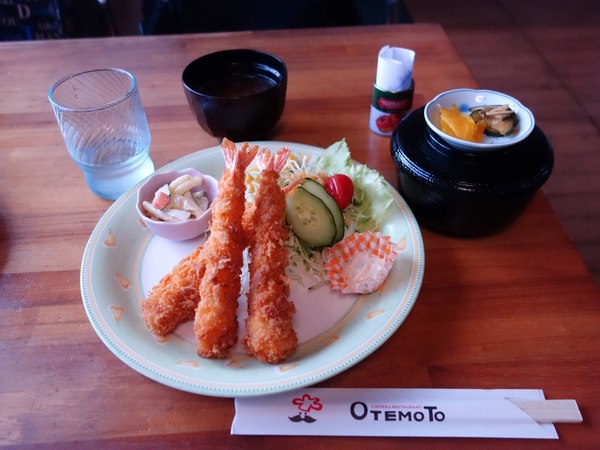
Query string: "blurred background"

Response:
xmin=0 ymin=0 xmax=412 ymax=39
xmin=2 ymin=0 xmax=598 ymax=284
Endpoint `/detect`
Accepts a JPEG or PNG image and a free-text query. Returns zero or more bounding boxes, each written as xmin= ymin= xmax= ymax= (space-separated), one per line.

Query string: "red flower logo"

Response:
xmin=289 ymin=393 xmax=323 ymax=423
xmin=292 ymin=394 xmax=323 ymax=413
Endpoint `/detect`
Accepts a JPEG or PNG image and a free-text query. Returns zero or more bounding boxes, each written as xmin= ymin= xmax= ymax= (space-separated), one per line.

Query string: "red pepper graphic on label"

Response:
xmin=375 ymin=113 xmax=402 ymax=133
xmin=289 ymin=394 xmax=323 ymax=423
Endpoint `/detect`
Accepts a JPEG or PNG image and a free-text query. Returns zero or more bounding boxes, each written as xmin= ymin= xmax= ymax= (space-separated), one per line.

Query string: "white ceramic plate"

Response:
xmin=80 ymin=142 xmax=425 ymax=397
xmin=424 ymin=88 xmax=535 ymax=150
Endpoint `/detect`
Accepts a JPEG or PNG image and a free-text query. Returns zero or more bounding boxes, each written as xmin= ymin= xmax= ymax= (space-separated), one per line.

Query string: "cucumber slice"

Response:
xmin=285 ymin=187 xmax=337 ymax=248
xmin=299 ymin=179 xmax=345 ymax=243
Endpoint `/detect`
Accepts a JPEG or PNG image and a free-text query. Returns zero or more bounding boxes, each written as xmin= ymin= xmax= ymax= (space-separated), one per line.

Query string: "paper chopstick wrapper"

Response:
xmin=369 ymin=46 xmax=416 ymax=136
xmin=232 ymin=388 xmax=581 ymax=439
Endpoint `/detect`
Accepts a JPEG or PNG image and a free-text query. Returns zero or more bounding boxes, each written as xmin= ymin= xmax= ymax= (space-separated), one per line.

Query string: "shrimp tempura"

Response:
xmin=141 ymin=246 xmax=205 ymax=336
xmin=244 ymin=148 xmax=297 ymax=363
xmin=194 ymin=139 xmax=257 ymax=358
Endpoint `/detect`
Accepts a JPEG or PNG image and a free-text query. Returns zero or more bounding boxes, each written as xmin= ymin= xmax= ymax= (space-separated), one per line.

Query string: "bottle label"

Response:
xmin=369 ymin=79 xmax=414 ymax=136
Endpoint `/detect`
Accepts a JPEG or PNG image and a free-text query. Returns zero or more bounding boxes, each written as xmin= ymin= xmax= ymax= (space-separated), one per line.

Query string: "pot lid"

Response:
xmin=391 ymin=107 xmax=554 ymax=194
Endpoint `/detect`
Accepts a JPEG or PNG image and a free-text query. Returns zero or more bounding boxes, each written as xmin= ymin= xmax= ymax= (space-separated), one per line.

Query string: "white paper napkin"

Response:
xmin=375 ymin=46 xmax=415 ymax=91
xmin=232 ymin=388 xmax=559 ymax=439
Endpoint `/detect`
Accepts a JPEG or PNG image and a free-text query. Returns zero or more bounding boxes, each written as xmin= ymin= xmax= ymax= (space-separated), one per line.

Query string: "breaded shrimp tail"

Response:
xmin=244 ymin=147 xmax=297 ymax=363
xmin=194 ymin=139 xmax=258 ymax=358
xmin=141 ymin=246 xmax=205 ymax=336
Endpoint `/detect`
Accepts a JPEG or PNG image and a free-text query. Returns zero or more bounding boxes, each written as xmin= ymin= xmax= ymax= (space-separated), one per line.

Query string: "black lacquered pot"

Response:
xmin=390 ymin=107 xmax=554 ymax=237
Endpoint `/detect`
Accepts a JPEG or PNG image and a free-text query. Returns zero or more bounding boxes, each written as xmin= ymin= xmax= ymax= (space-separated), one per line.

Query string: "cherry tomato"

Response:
xmin=325 ymin=174 xmax=354 ymax=209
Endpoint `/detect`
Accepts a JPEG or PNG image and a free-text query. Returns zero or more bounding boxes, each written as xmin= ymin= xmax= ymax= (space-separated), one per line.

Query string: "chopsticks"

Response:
xmin=509 ymin=399 xmax=583 ymax=424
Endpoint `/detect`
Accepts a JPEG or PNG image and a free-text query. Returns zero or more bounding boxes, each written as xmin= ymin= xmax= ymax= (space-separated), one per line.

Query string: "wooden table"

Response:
xmin=1 ymin=24 xmax=599 ymax=449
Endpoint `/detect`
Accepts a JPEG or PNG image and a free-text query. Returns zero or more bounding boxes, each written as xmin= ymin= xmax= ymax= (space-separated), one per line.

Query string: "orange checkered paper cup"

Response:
xmin=323 ymin=231 xmax=401 ymax=294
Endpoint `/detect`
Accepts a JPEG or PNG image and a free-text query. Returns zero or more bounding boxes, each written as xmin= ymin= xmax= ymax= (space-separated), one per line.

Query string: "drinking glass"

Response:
xmin=49 ymin=68 xmax=154 ymax=200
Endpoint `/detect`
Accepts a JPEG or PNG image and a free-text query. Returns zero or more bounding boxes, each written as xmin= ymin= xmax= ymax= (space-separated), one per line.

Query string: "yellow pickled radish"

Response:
xmin=439 ymin=104 xmax=486 ymax=143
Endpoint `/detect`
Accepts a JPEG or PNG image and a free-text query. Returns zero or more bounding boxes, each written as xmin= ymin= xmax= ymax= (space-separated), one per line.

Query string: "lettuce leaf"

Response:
xmin=316 ymin=139 xmax=393 ymax=232
xmin=315 ymin=139 xmax=352 ymax=173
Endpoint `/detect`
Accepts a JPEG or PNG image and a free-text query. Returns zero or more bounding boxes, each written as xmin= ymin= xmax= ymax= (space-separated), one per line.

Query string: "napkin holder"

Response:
xmin=369 ymin=45 xmax=415 ymax=136
xmin=369 ymin=79 xmax=415 ymax=136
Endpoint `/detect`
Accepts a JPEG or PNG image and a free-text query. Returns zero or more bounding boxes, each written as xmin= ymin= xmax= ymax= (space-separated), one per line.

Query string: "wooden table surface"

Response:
xmin=1 ymin=24 xmax=599 ymax=449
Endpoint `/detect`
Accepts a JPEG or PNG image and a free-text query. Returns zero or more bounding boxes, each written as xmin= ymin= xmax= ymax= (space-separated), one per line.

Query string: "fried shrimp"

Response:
xmin=194 ymin=139 xmax=258 ymax=358
xmin=141 ymin=246 xmax=205 ymax=336
xmin=244 ymin=147 xmax=297 ymax=364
